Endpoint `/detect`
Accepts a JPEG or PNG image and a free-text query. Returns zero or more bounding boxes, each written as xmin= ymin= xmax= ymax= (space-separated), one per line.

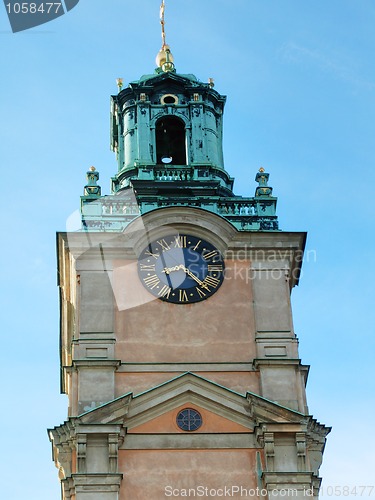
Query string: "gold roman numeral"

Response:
xmin=143 ymin=274 xmax=160 ymax=289
xmin=196 ymin=287 xmax=207 ymax=299
xmin=193 ymin=240 xmax=201 ymax=251
xmin=158 ymin=284 xmax=172 ymax=299
xmin=208 ymin=265 xmax=223 ymax=272
xmin=202 ymin=275 xmax=220 ymax=290
xmin=179 ymin=290 xmax=189 ymax=302
xmin=145 ymin=250 xmax=160 ymax=259
xmin=140 ymin=264 xmax=156 ymax=272
xmin=174 ymin=235 xmax=187 ymax=248
xmin=157 ymin=239 xmax=171 ymax=251
xmin=203 ymin=250 xmax=218 ymax=260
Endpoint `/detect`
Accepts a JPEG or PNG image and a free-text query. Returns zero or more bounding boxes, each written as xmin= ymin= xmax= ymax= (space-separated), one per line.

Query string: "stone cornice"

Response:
xmin=71 ymin=360 xmax=121 ymax=369
xmin=253 ymin=358 xmax=307 ymax=369
xmin=117 ymin=362 xmax=254 ymax=372
xmin=262 ymin=471 xmax=317 ymax=486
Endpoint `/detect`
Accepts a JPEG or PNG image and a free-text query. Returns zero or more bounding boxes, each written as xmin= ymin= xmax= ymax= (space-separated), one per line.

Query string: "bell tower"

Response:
xmin=49 ymin=3 xmax=329 ymax=499
xmin=111 ymin=71 xmax=227 ymax=180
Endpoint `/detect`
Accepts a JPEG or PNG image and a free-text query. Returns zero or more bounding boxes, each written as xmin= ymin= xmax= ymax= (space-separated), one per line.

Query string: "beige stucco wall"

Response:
xmin=114 ymin=260 xmax=256 ymax=363
xmin=118 ymin=449 xmax=259 ymax=500
xmin=115 ymin=371 xmax=260 ymax=398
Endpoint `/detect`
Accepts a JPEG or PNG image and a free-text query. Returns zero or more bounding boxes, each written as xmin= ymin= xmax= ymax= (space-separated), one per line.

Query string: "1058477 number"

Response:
xmin=5 ymin=2 xmax=62 ymax=14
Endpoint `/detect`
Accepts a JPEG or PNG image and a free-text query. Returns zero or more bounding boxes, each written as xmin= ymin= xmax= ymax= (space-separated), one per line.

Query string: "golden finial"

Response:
xmin=259 ymin=167 xmax=265 ymax=173
xmin=156 ymin=0 xmax=175 ymax=72
xmin=90 ymin=166 xmax=96 ymax=172
xmin=116 ymin=78 xmax=123 ymax=92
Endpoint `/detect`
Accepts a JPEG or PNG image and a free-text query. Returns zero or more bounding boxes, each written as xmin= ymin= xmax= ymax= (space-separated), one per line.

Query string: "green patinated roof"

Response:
xmin=136 ymin=71 xmax=199 ymax=84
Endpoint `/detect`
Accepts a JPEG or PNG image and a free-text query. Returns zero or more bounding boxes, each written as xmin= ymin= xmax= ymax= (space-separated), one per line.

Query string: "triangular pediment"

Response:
xmin=128 ymin=403 xmax=250 ymax=434
xmin=116 ymin=72 xmax=199 ymax=100
xmin=151 ymin=75 xmax=193 ymax=90
xmin=77 ymin=373 xmax=308 ymax=431
xmin=135 ymin=71 xmax=200 ymax=91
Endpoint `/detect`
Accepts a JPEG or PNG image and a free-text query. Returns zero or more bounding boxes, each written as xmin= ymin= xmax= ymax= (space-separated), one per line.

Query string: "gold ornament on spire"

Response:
xmin=160 ymin=0 xmax=166 ymax=48
xmin=156 ymin=0 xmax=175 ymax=72
xmin=116 ymin=78 xmax=123 ymax=92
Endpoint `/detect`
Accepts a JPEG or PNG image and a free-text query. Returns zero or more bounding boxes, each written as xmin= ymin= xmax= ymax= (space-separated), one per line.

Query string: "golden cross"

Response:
xmin=160 ymin=0 xmax=166 ymax=48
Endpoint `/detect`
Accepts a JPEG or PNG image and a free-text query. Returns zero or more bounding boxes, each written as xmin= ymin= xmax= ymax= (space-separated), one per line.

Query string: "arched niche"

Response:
xmin=155 ymin=116 xmax=187 ymax=165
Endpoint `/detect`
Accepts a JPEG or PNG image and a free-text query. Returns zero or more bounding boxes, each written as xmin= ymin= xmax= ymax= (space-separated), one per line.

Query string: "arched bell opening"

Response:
xmin=155 ymin=116 xmax=187 ymax=165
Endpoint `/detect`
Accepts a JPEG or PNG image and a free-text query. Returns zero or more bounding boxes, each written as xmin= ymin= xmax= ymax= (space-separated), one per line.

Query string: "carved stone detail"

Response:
xmin=296 ymin=432 xmax=307 ymax=471
xmin=76 ymin=433 xmax=87 ymax=473
xmin=62 ymin=477 xmax=75 ymax=500
xmin=108 ymin=433 xmax=119 ymax=473
xmin=49 ymin=423 xmax=75 ymax=483
xmin=307 ymin=437 xmax=325 ymax=475
xmin=264 ymin=432 xmax=275 ymax=471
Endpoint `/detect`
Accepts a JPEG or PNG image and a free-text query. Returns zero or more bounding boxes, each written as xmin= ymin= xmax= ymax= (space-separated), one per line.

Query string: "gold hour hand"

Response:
xmin=163 ymin=265 xmax=209 ymax=291
xmin=163 ymin=265 xmax=183 ymax=274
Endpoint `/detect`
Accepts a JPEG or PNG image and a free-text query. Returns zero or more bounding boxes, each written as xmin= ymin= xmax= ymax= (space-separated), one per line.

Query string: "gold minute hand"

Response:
xmin=180 ymin=266 xmax=204 ymax=286
xmin=163 ymin=265 xmax=210 ymax=291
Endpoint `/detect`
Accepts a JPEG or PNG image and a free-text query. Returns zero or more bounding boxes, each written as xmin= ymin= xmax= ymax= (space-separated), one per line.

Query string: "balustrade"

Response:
xmin=218 ymin=201 xmax=256 ymax=216
xmin=155 ymin=167 xmax=193 ymax=181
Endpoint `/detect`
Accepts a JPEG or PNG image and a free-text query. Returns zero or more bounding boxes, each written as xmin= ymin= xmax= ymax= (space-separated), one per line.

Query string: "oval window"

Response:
xmin=161 ymin=94 xmax=178 ymax=105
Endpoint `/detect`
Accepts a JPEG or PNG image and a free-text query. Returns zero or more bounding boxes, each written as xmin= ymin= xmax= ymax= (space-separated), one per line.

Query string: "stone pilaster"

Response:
xmin=251 ymin=255 xmax=309 ymax=413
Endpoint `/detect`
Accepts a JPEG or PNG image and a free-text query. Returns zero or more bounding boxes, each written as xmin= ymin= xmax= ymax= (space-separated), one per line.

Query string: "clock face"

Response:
xmin=138 ymin=234 xmax=225 ymax=304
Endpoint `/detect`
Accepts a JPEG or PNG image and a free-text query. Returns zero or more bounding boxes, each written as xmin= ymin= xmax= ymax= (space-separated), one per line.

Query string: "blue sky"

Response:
xmin=1 ymin=1 xmax=374 ymax=498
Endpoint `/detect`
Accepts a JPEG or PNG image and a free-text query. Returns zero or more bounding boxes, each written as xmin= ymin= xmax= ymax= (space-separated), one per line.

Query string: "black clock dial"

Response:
xmin=138 ymin=234 xmax=225 ymax=304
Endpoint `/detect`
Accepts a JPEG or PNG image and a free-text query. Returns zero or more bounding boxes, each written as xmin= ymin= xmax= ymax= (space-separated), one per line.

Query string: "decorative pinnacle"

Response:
xmin=255 ymin=168 xmax=273 ymax=197
xmin=84 ymin=166 xmax=101 ymax=197
xmin=116 ymin=78 xmax=123 ymax=92
xmin=156 ymin=0 xmax=175 ymax=72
